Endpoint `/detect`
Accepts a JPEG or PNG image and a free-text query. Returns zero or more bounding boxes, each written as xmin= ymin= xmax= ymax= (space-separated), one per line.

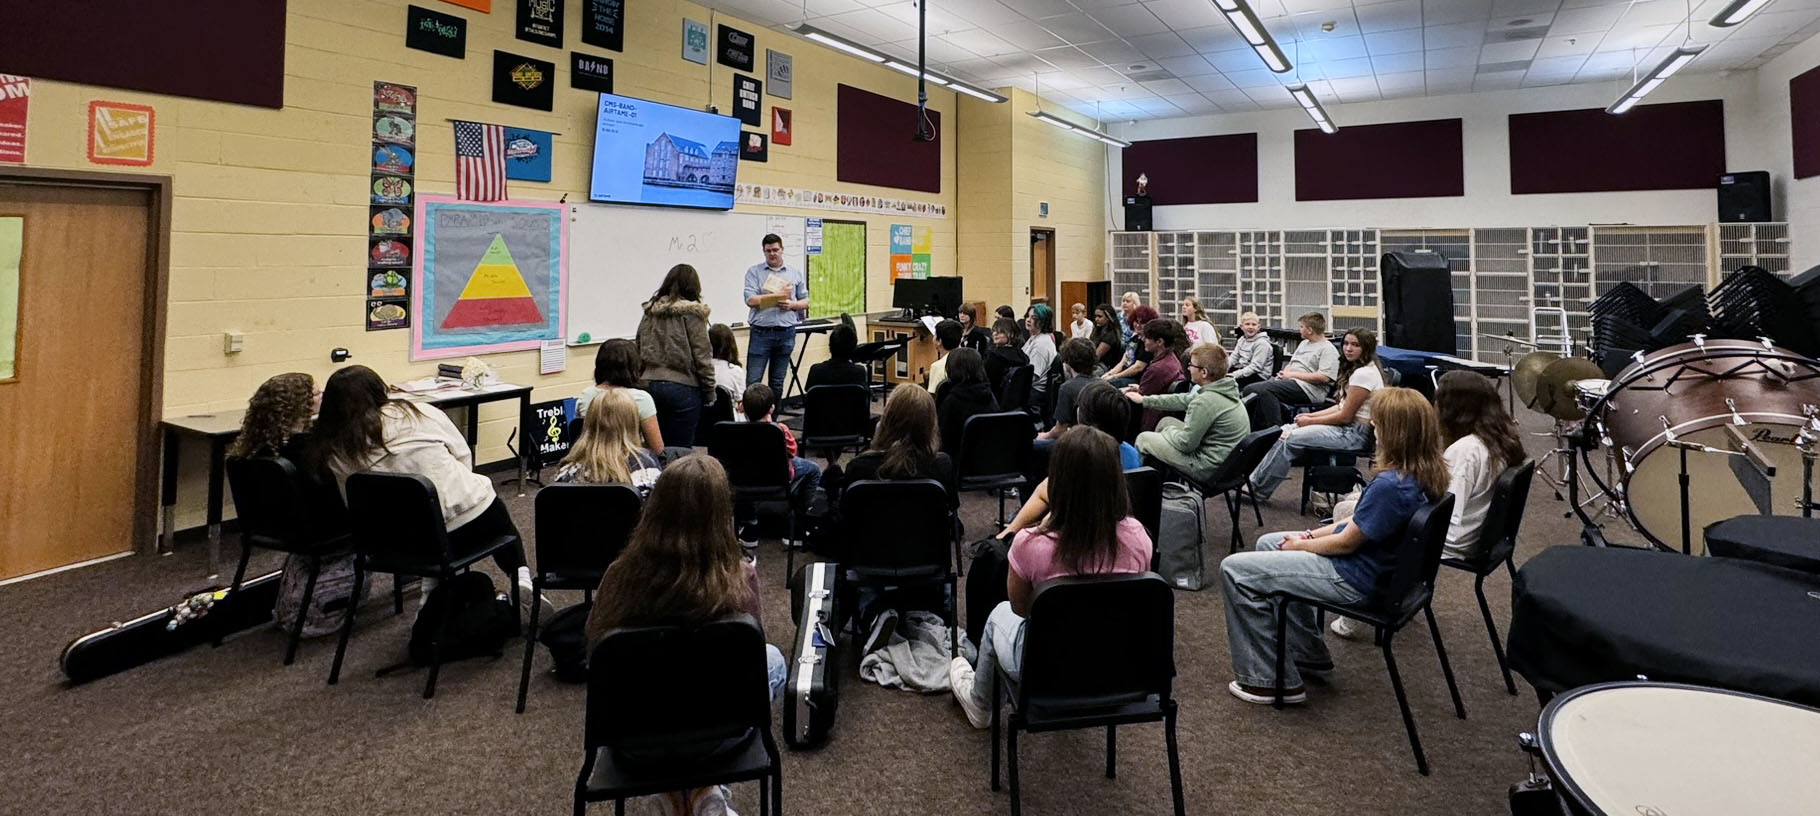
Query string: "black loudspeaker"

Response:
xmin=1123 ymin=195 xmax=1153 ymax=231
xmin=1381 ymin=251 xmax=1456 ymax=355
xmin=1718 ymin=171 xmax=1772 ymax=222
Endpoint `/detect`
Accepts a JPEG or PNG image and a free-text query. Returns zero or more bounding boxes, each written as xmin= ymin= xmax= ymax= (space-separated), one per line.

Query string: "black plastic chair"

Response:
xmin=709 ymin=421 xmax=805 ymax=573
xmin=695 ymin=390 xmax=736 ymax=445
xmin=517 ymin=483 xmax=643 ymax=713
xmin=957 ymin=411 xmax=1036 ymax=524
xmin=328 ymin=471 xmax=524 ymax=699
xmin=1440 ymin=460 xmax=1535 ymax=696
xmin=1267 ymin=493 xmax=1465 ymax=775
xmin=989 ymin=573 xmax=1183 ymax=816
xmin=573 ymin=614 xmax=782 ymax=816
xmin=1125 ymin=467 xmax=1162 ymax=566
xmin=223 ymin=456 xmax=353 ymax=664
xmin=841 ymin=479 xmax=961 ymax=656
xmin=801 ymin=384 xmax=873 ymax=460
xmin=998 ymin=366 xmax=1034 ymax=414
xmin=1198 ymin=425 xmax=1282 ymax=554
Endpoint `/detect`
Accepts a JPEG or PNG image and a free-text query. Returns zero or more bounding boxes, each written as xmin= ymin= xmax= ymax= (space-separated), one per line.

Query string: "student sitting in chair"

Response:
xmin=586 ymin=454 xmax=785 ymax=816
xmin=925 ymin=319 xmax=963 ymax=394
xmin=1090 ymin=303 xmax=1124 ymax=374
xmin=1039 ymin=338 xmax=1099 ymax=441
xmin=982 ymin=318 xmax=1029 ymax=396
xmin=948 ymin=426 xmax=1154 ymax=728
xmin=1242 ymin=311 xmax=1339 ymax=430
xmin=1217 ymin=388 xmax=1446 ymax=705
xmin=580 ymin=339 xmax=664 ymax=455
xmin=315 ymin=365 xmax=531 ymax=602
xmin=1021 ymin=304 xmax=1060 ymax=403
xmin=935 ymin=347 xmax=1000 ymax=455
xmin=822 ymin=387 xmax=956 ymax=541
xmin=957 ymin=303 xmax=992 ymax=354
xmin=229 ymin=372 xmax=346 ymax=535
xmin=1248 ymin=328 xmax=1384 ymax=501
xmin=806 ymin=322 xmax=869 ymax=389
xmin=999 ymin=381 xmax=1142 ymax=539
xmin=553 ymin=388 xmax=663 ymax=497
xmin=1100 ymin=305 xmax=1160 ymax=387
xmin=741 ymin=383 xmax=821 ymax=508
xmin=1132 ymin=318 xmax=1189 ymax=433
xmin=709 ymin=323 xmax=747 ymax=420
xmin=1228 ymin=311 xmax=1275 ymax=388
xmin=1125 ymin=343 xmax=1249 ymax=487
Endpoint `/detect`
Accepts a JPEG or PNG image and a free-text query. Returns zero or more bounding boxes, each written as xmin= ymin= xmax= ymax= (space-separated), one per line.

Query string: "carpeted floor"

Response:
xmin=2 ymin=405 xmax=1608 ymax=815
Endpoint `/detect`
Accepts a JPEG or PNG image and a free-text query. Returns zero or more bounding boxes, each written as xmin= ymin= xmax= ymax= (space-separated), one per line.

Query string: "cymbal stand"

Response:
xmin=1537 ymin=420 xmax=1613 ymax=523
xmin=1561 ymin=422 xmax=1608 ymax=548
xmin=1798 ymin=407 xmax=1820 ymax=519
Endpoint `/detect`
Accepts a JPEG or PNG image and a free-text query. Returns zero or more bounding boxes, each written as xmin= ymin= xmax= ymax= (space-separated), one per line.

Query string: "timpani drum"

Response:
xmin=1582 ymin=338 xmax=1820 ymax=552
xmin=1538 ymin=682 xmax=1820 ymax=816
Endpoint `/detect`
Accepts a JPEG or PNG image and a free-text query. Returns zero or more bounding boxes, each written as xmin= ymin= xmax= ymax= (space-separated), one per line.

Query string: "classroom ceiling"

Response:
xmin=707 ymin=0 xmax=1820 ymax=121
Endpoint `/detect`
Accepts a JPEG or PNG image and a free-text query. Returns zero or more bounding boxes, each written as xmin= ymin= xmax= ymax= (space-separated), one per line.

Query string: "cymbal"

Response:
xmin=1513 ymin=351 xmax=1560 ymax=409
xmin=1478 ymin=333 xmax=1543 ymax=349
xmin=1538 ymin=356 xmax=1606 ymax=420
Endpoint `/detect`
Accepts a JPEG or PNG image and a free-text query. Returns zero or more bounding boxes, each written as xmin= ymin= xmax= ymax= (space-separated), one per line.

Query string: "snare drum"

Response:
xmin=1572 ymin=379 xmax=1611 ymax=417
xmin=1538 ymin=682 xmax=1820 ymax=816
xmin=1584 ymin=339 xmax=1820 ymax=551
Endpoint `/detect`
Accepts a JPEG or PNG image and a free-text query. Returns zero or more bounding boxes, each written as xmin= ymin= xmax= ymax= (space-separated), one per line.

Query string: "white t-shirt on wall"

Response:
xmin=1344 ymin=363 xmax=1385 ymax=423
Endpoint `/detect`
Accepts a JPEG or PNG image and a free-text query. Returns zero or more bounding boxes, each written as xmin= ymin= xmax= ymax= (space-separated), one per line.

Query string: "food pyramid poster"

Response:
xmin=412 ymin=195 xmax=567 ymax=360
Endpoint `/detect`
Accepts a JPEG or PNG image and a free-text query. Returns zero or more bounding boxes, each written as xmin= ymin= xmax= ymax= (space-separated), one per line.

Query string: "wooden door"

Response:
xmin=1030 ymin=228 xmax=1055 ymax=306
xmin=0 ymin=182 xmax=159 ymax=579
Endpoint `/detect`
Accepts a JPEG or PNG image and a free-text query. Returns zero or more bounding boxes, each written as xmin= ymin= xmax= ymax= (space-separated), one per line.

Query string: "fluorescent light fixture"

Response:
xmin=1606 ymin=45 xmax=1706 ymax=114
xmin=1026 ymin=110 xmax=1131 ymax=147
xmin=1211 ymin=0 xmax=1292 ymax=73
xmin=1709 ymin=0 xmax=1773 ymax=26
xmin=790 ymin=23 xmax=1006 ymax=102
xmin=1287 ymin=84 xmax=1337 ymax=134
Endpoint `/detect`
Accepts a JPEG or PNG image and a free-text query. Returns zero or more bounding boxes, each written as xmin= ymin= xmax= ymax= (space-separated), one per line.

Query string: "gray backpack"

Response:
xmin=1157 ymin=482 xmax=1208 ymax=590
xmin=273 ymin=552 xmax=368 ymax=638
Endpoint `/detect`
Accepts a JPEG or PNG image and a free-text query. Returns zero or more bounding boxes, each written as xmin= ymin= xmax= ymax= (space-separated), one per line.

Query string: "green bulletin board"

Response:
xmin=808 ymin=220 xmax=865 ymax=319
xmin=0 ymin=216 xmax=21 ymax=381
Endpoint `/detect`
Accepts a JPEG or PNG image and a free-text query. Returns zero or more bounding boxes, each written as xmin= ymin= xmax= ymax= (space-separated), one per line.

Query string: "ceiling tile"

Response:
xmin=1424 ymin=45 xmax=1481 ymax=67
xmin=1370 ymin=51 xmax=1426 ymax=72
xmin=997 ymin=25 xmax=1069 ymax=50
xmin=1377 ymin=69 xmax=1426 ymax=90
xmin=1307 ymin=35 xmax=1370 ymax=61
xmin=1423 ymin=0 xmax=1492 ymax=25
xmin=1364 ymin=27 xmax=1426 ymax=55
xmin=883 ymin=36 xmax=977 ymax=64
xmin=1036 ymin=12 xmax=1118 ymax=44
xmin=1143 ymin=0 xmax=1221 ymax=31
xmin=989 ymin=51 xmax=1065 ymax=74
xmin=1127 ymin=31 xmax=1198 ymax=58
xmin=1425 ymin=21 xmax=1488 ymax=48
xmin=804 ymin=0 xmax=866 ymax=16
xmin=1356 ymin=0 xmax=1422 ymax=33
xmin=1204 ymin=89 xmax=1260 ymax=109
xmin=948 ymin=0 xmax=1028 ymax=26
xmin=1547 ymin=4 xmax=1626 ymax=34
xmin=1320 ymin=56 xmax=1378 ymax=77
xmin=1156 ymin=53 xmax=1219 ymax=75
xmin=998 ymin=0 xmax=1079 ymax=18
xmin=1225 ymin=67 xmax=1287 ymax=88
xmin=1473 ymin=69 xmax=1527 ymax=90
xmin=1487 ymin=11 xmax=1554 ymax=30
xmin=1526 ymin=54 xmax=1587 ymax=75
xmin=1184 ymin=72 xmax=1238 ymax=91
xmin=1071 ymin=65 xmax=1132 ymax=84
xmin=1179 ymin=24 xmax=1247 ymax=53
xmin=1035 ymin=45 xmax=1104 ymax=69
xmin=1479 ymin=38 xmax=1542 ymax=63
xmin=1490 ymin=0 xmax=1560 ymax=16
xmin=1534 ymin=34 xmax=1599 ymax=58
xmin=1165 ymin=93 xmax=1222 ymax=114
xmin=1088 ymin=4 xmax=1171 ymax=37
xmin=1141 ymin=77 xmax=1194 ymax=95
xmin=1071 ymin=0 xmax=1139 ymax=8
xmin=1035 ymin=70 xmax=1091 ymax=90
xmin=871 ymin=0 xmax=973 ymax=33
xmin=1079 ymin=40 xmax=1148 ymax=64
xmin=1205 ymin=48 xmax=1272 ymax=72
xmin=943 ymin=27 xmax=1022 ymax=57
xmin=1596 ymin=23 xmax=1677 ymax=52
xmin=825 ymin=8 xmax=912 ymax=40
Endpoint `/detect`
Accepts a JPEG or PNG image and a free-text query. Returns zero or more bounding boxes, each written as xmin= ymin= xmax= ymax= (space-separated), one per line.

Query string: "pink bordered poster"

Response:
xmin=411 ymin=195 xmax=567 ymax=360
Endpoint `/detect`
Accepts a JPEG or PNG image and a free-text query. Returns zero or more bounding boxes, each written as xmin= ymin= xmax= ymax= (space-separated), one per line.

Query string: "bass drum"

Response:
xmin=1538 ymin=682 xmax=1820 ymax=815
xmin=1588 ymin=339 xmax=1820 ymax=552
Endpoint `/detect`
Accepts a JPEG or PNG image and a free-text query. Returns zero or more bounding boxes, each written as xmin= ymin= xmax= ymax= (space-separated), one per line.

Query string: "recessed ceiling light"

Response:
xmin=1130 ymin=64 xmax=1147 ymax=71
xmin=1509 ymin=18 xmax=1532 ymax=26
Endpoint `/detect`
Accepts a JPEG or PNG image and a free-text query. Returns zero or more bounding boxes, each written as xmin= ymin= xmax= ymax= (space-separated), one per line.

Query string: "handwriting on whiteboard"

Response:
xmin=667 ymin=232 xmax=720 ymax=253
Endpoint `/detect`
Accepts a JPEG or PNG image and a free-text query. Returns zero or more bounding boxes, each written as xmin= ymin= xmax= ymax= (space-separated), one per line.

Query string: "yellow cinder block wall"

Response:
xmin=8 ymin=0 xmax=1108 ymax=534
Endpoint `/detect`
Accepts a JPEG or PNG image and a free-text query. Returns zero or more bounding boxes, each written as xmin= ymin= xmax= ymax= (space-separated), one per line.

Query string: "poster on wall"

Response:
xmin=682 ymin=19 xmax=708 ymax=64
xmin=86 ymin=101 xmax=153 ymax=166
xmin=412 ymin=195 xmax=567 ymax=360
xmin=406 ymin=5 xmax=467 ymax=57
xmin=516 ymin=0 xmax=563 ymax=46
xmin=740 ymin=131 xmax=768 ymax=162
xmin=439 ymin=0 xmax=490 ymax=12
xmin=733 ymin=74 xmax=762 ymax=126
xmin=766 ymin=50 xmax=793 ymax=100
xmin=570 ymin=52 xmax=613 ymax=93
xmin=581 ymin=0 xmax=624 ymax=52
xmin=492 ymin=51 xmax=555 ymax=111
xmin=771 ymin=107 xmax=791 ymax=146
xmin=889 ymin=223 xmax=913 ymax=281
xmin=0 ymin=75 xmax=28 ymax=164
xmin=805 ymin=217 xmax=822 ymax=256
xmin=911 ymin=225 xmax=931 ymax=278
xmin=717 ymin=24 xmax=755 ymax=71
xmin=0 ymin=216 xmax=19 ymax=381
xmin=368 ymin=81 xmax=418 ymax=331
xmin=503 ymin=126 xmax=553 ymax=182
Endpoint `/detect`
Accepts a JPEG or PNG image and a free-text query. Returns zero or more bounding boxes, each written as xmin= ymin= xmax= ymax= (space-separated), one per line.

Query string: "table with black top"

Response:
xmin=159 ymin=382 xmax=532 ymax=577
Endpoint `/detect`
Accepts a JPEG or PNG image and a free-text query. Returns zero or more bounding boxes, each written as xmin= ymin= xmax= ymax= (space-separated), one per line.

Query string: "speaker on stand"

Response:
xmin=1123 ymin=194 xmax=1153 ymax=231
xmin=1718 ymin=171 xmax=1772 ymax=223
xmin=1381 ymin=250 xmax=1457 ymax=355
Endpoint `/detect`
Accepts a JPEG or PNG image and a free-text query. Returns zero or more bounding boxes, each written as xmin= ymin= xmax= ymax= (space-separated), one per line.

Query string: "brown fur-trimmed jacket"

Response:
xmin=635 ymin=296 xmax=715 ymax=391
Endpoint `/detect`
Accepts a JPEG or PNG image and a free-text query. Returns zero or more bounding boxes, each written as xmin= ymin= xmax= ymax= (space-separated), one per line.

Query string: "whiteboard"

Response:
xmin=567 ymin=204 xmax=806 ymax=344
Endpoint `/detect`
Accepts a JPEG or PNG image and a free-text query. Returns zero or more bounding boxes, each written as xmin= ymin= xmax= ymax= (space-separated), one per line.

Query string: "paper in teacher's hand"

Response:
xmin=761 ymin=272 xmax=793 ymax=308
xmin=755 ymin=291 xmax=788 ymax=308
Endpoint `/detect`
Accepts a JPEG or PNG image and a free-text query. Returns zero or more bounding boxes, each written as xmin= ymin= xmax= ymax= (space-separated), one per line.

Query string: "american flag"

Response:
xmin=454 ymin=120 xmax=507 ymax=201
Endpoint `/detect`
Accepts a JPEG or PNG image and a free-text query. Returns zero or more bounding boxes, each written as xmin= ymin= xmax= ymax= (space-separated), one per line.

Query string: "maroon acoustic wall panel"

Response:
xmin=1121 ymin=133 xmax=1259 ymax=204
xmin=1508 ymin=100 xmax=1725 ymax=194
xmin=1293 ymin=118 xmax=1463 ymax=201
xmin=0 ymin=0 xmax=287 ymax=108
xmin=1792 ymin=66 xmax=1820 ymax=180
xmin=836 ymin=84 xmax=942 ymax=194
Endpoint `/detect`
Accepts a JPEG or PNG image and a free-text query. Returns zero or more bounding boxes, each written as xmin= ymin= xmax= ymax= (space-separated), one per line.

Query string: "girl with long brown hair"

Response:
xmin=584 ymin=454 xmax=783 ymax=816
xmin=636 ymin=263 xmax=714 ymax=449
xmin=554 ymin=388 xmax=662 ymax=495
xmin=948 ymin=426 xmax=1154 ymax=728
xmin=1433 ymin=370 xmax=1523 ymax=556
xmin=1246 ymin=327 xmax=1386 ymax=499
xmin=1217 ymin=387 xmax=1446 ymax=705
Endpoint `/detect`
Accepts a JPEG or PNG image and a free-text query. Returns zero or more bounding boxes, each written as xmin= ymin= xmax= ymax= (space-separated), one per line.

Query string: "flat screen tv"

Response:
xmin=589 ymin=92 xmax=741 ymax=210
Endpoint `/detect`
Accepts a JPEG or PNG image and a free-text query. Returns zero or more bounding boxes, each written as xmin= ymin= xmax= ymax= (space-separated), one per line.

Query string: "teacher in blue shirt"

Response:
xmin=743 ymin=233 xmax=810 ymax=396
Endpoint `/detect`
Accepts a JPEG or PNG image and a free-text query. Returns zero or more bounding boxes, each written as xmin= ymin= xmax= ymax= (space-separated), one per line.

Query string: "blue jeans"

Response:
xmin=765 ymin=643 xmax=787 ymax=701
xmin=646 ymin=380 xmax=703 ymax=449
xmin=1219 ymin=531 xmax=1367 ymax=689
xmin=746 ymin=326 xmax=797 ymax=397
xmin=964 ymin=601 xmax=1026 ymax=710
xmin=791 ymin=456 xmax=821 ymax=506
xmin=1248 ymin=422 xmax=1372 ymax=500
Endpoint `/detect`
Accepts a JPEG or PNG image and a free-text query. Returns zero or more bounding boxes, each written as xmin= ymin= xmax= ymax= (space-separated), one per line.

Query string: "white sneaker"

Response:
xmin=1330 ymin=616 xmax=1366 ymax=640
xmin=949 ymin=657 xmax=991 ymax=729
xmin=692 ymin=786 xmax=736 ymax=816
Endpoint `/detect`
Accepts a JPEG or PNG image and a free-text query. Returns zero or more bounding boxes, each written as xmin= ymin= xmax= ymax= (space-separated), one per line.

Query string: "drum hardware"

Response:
xmin=1508 ymin=732 xmax=1561 ymax=816
xmin=1797 ymin=406 xmax=1820 ymax=518
xmin=1480 ymin=332 xmax=1540 ymax=413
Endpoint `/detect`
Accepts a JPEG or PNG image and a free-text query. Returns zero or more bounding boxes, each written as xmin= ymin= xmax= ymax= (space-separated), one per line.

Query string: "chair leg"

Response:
xmin=1007 ymin=721 xmax=1023 ymax=816
xmin=1165 ymin=707 xmax=1186 ymax=816
xmin=1226 ymin=491 xmax=1243 ymax=553
xmin=1104 ymin=725 xmax=1116 ymax=778
xmin=949 ymin=576 xmax=960 ymax=660
xmin=772 ymin=765 xmax=783 ymax=816
xmin=516 ymin=581 xmax=544 ymax=713
xmin=758 ymin=776 xmax=768 ymax=816
xmin=284 ymin=554 xmax=321 ymax=666
xmin=1381 ymin=632 xmax=1429 ymax=775
xmin=1475 ymin=573 xmax=1517 ymax=695
xmin=1425 ymin=604 xmax=1467 ymax=719
xmin=215 ymin=541 xmax=255 ymax=647
xmin=1505 ymin=557 xmax=1517 ymax=580
xmin=1247 ymin=483 xmax=1263 ymax=526
xmin=613 ymin=799 xmax=624 ymax=816
xmin=1299 ymin=471 xmax=1312 ymax=516
xmin=423 ymin=574 xmax=454 ymax=699
xmin=989 ymin=670 xmax=1002 ymax=791
xmin=1272 ymin=600 xmax=1289 ymax=709
xmin=328 ymin=567 xmax=365 ymax=685
xmin=393 ymin=575 xmax=405 ymax=615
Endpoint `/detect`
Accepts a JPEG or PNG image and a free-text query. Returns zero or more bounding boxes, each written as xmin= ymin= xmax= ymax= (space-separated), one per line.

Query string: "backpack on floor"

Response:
xmin=964 ymin=536 xmax=1012 ymax=647
xmin=536 ymin=602 xmax=593 ymax=684
xmin=273 ymin=552 xmax=367 ymax=639
xmin=1157 ymin=481 xmax=1208 ymax=591
xmin=408 ymin=571 xmax=519 ymax=666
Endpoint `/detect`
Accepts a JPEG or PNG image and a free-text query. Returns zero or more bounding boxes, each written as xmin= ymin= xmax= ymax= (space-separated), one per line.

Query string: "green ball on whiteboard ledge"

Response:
xmin=577 ymin=332 xmax=591 ymax=344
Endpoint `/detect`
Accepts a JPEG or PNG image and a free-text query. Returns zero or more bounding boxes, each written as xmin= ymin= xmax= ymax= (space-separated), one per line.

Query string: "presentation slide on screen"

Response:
xmin=589 ymin=93 xmax=739 ymax=210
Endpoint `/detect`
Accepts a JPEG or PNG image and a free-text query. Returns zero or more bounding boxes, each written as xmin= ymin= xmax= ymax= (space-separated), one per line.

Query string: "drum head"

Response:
xmin=1623 ymin=419 xmax=1810 ymax=553
xmin=1541 ymin=683 xmax=1820 ymax=815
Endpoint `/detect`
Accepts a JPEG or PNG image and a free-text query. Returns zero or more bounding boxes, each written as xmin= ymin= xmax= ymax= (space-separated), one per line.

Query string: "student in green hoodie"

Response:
xmin=1125 ymin=343 xmax=1250 ymax=486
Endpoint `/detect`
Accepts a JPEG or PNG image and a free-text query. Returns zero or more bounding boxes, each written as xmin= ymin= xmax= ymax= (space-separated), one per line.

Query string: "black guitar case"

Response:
xmin=785 ymin=560 xmax=842 ymax=750
xmin=60 ymin=570 xmax=283 ymax=685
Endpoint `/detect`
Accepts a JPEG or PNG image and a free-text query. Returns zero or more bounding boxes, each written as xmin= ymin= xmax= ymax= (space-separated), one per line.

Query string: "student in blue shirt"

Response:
xmin=742 ymin=233 xmax=809 ymax=396
xmin=1217 ymin=387 xmax=1448 ymax=705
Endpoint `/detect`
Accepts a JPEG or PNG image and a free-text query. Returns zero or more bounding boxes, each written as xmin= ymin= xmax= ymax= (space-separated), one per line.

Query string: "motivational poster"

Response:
xmin=766 ymin=49 xmax=793 ymax=99
xmin=0 ymin=75 xmax=26 ymax=164
xmin=682 ymin=19 xmax=708 ymax=64
xmin=581 ymin=0 xmax=625 ymax=52
xmin=492 ymin=51 xmax=555 ymax=111
xmin=733 ymin=74 xmax=762 ymax=127
xmin=717 ymin=24 xmax=754 ymax=71
xmin=516 ymin=0 xmax=563 ymax=47
xmin=570 ymin=52 xmax=613 ymax=93
xmin=86 ymin=101 xmax=154 ymax=166
xmin=406 ymin=5 xmax=466 ymax=58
